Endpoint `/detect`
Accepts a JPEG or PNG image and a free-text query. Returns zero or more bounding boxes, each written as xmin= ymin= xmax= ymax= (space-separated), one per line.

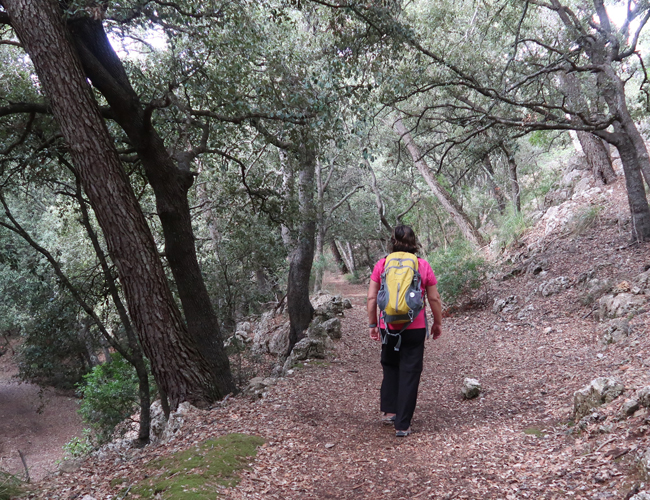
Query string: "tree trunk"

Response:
xmin=313 ymin=159 xmax=325 ymax=294
xmin=576 ymin=131 xmax=617 ymax=184
xmin=561 ymin=72 xmax=617 ymax=184
xmin=336 ymin=240 xmax=356 ymax=274
xmin=603 ymin=126 xmax=650 ymax=242
xmin=66 ymin=18 xmax=234 ymax=397
xmin=501 ymin=143 xmax=521 ymax=213
xmin=2 ymin=0 xmax=225 ymax=408
xmin=594 ymin=60 xmax=650 ymax=241
xmin=481 ymin=154 xmax=506 ymax=214
xmin=329 ymin=240 xmax=348 ymax=274
xmin=286 ymin=138 xmax=316 ymax=355
xmin=393 ymin=118 xmax=486 ymax=248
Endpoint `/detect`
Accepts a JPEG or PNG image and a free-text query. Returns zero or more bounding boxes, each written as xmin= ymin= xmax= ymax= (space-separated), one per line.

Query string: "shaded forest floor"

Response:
xmin=18 ymin=176 xmax=650 ymax=499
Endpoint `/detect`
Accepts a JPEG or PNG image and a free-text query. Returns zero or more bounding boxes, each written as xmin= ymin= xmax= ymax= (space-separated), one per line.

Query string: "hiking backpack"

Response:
xmin=377 ymin=252 xmax=424 ymax=350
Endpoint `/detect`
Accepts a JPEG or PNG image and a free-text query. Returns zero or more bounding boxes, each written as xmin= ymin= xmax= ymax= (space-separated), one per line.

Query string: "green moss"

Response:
xmin=0 ymin=470 xmax=23 ymax=500
xmin=110 ymin=477 xmax=126 ymax=488
xmin=130 ymin=433 xmax=264 ymax=499
xmin=523 ymin=426 xmax=546 ymax=437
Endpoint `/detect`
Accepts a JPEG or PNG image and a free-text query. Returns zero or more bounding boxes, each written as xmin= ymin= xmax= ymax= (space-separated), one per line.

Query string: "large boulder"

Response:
xmin=539 ymin=277 xmax=571 ymax=297
xmin=574 ymin=377 xmax=624 ymax=420
xmin=312 ymin=292 xmax=347 ymax=320
xmin=160 ymin=402 xmax=198 ymax=443
xmin=492 ymin=295 xmax=517 ymax=314
xmin=600 ymin=319 xmax=630 ymax=345
xmin=598 ymin=293 xmax=646 ymax=320
xmin=321 ymin=317 xmax=342 ymax=340
xmin=267 ymin=321 xmax=291 ymax=356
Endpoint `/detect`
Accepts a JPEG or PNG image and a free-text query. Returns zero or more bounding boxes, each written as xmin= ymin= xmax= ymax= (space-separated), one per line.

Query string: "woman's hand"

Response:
xmin=369 ymin=327 xmax=380 ymax=341
xmin=430 ymin=324 xmax=442 ymax=340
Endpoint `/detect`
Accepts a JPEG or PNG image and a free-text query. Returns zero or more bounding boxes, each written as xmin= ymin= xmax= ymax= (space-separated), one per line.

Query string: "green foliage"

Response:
xmin=0 ymin=470 xmax=23 ymax=500
xmin=15 ymin=286 xmax=92 ymax=390
xmin=77 ymin=353 xmax=152 ymax=444
xmin=427 ymin=242 xmax=490 ymax=308
xmin=566 ymin=205 xmax=603 ymax=235
xmin=62 ymin=429 xmax=94 ymax=458
xmin=494 ymin=209 xmax=531 ymax=250
xmin=343 ymin=271 xmax=363 ymax=284
xmin=131 ymin=434 xmax=265 ymax=499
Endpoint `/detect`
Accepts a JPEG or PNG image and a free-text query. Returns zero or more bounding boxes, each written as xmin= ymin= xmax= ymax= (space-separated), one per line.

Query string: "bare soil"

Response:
xmin=0 ymin=341 xmax=83 ymax=483
xmin=16 ymin=175 xmax=650 ymax=499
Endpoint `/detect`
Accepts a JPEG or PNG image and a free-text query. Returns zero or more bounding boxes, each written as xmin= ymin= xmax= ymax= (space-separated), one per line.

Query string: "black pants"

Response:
xmin=380 ymin=328 xmax=426 ymax=431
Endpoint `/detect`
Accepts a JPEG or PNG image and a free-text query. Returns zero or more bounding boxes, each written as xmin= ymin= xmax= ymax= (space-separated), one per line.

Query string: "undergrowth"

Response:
xmin=427 ymin=242 xmax=490 ymax=309
xmin=129 ymin=433 xmax=264 ymax=499
xmin=0 ymin=470 xmax=23 ymax=500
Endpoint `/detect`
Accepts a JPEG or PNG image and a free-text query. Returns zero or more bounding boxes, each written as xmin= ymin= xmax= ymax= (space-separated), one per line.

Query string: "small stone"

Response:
xmin=543 ymin=327 xmax=552 ymax=334
xmin=597 ymin=353 xmax=604 ymax=359
xmin=325 ymin=443 xmax=335 ymax=449
xmin=462 ymin=378 xmax=481 ymax=399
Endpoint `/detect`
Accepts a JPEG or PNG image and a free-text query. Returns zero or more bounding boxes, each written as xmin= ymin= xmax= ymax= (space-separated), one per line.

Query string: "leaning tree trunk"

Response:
xmin=2 ymin=0 xmax=225 ymax=409
xmin=576 ymin=131 xmax=617 ymax=184
xmin=595 ymin=63 xmax=650 ymax=241
xmin=561 ymin=72 xmax=617 ymax=184
xmin=286 ymin=138 xmax=316 ymax=355
xmin=501 ymin=143 xmax=521 ymax=213
xmin=66 ymin=18 xmax=234 ymax=397
xmin=393 ymin=118 xmax=486 ymax=249
xmin=329 ymin=240 xmax=349 ymax=274
xmin=601 ymin=124 xmax=650 ymax=242
xmin=481 ymin=154 xmax=506 ymax=214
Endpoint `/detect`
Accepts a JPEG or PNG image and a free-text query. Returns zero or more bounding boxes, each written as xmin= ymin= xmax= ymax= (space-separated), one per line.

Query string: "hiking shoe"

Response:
xmin=395 ymin=428 xmax=412 ymax=437
xmin=381 ymin=414 xmax=396 ymax=425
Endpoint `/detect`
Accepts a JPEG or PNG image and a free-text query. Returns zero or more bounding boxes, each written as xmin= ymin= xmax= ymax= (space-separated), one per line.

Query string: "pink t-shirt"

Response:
xmin=370 ymin=257 xmax=437 ymax=330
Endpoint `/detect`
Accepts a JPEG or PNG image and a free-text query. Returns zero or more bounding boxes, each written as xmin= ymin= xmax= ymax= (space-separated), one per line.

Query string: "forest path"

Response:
xmin=0 ymin=342 xmax=83 ymax=482
xmin=34 ymin=202 xmax=650 ymax=500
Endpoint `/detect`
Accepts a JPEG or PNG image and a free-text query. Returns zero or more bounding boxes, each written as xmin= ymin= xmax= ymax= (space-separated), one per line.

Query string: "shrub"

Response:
xmin=427 ymin=242 xmax=490 ymax=308
xmin=566 ymin=205 xmax=603 ymax=235
xmin=77 ymin=353 xmax=153 ymax=444
xmin=0 ymin=470 xmax=22 ymax=500
xmin=494 ymin=208 xmax=531 ymax=250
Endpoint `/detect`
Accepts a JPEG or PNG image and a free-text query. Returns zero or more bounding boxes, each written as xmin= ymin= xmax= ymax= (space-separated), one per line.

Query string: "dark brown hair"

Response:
xmin=390 ymin=225 xmax=420 ymax=253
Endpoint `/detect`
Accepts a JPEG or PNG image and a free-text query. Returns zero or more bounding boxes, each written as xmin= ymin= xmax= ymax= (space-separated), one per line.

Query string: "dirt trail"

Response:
xmin=0 ymin=344 xmax=83 ymax=482
xmin=26 ymin=178 xmax=650 ymax=499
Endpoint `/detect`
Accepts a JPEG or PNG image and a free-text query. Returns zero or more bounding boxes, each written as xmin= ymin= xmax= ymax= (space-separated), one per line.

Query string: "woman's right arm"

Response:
xmin=367 ymin=279 xmax=380 ymax=340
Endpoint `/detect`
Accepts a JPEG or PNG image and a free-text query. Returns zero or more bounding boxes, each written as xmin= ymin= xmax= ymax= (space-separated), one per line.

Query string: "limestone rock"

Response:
xmin=312 ymin=293 xmax=346 ymax=320
xmin=492 ymin=295 xmax=517 ymax=314
xmin=268 ymin=322 xmax=291 ymax=356
xmin=600 ymin=319 xmax=630 ymax=345
xmin=81 ymin=496 xmax=97 ymax=500
xmin=149 ymin=400 xmax=167 ymax=441
xmin=59 ymin=458 xmax=84 ymax=473
xmin=343 ymin=298 xmax=352 ymax=309
xmin=637 ymin=386 xmax=650 ymax=408
xmin=574 ymin=377 xmax=624 ymax=420
xmin=585 ymin=278 xmax=612 ymax=299
xmin=160 ymin=402 xmax=198 ymax=443
xmin=630 ymin=492 xmax=650 ymax=500
xmin=622 ymin=398 xmax=640 ymax=417
xmin=539 ymin=277 xmax=571 ymax=297
xmin=598 ymin=293 xmax=646 ymax=320
xmin=462 ymin=378 xmax=481 ymax=399
xmin=321 ymin=317 xmax=342 ymax=340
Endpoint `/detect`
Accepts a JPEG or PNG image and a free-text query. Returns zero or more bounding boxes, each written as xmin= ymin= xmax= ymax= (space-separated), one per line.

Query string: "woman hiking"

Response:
xmin=367 ymin=225 xmax=443 ymax=437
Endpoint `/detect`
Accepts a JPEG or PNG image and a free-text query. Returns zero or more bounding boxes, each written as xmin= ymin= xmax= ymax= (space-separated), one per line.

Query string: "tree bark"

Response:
xmin=286 ymin=138 xmax=316 ymax=355
xmin=481 ymin=154 xmax=506 ymax=214
xmin=561 ymin=72 xmax=617 ymax=184
xmin=313 ymin=159 xmax=325 ymax=294
xmin=329 ymin=240 xmax=348 ymax=274
xmin=601 ymin=125 xmax=650 ymax=242
xmin=393 ymin=118 xmax=486 ymax=248
xmin=65 ymin=18 xmax=234 ymax=396
xmin=501 ymin=143 xmax=521 ymax=213
xmin=576 ymin=131 xmax=617 ymax=184
xmin=2 ymin=0 xmax=225 ymax=408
